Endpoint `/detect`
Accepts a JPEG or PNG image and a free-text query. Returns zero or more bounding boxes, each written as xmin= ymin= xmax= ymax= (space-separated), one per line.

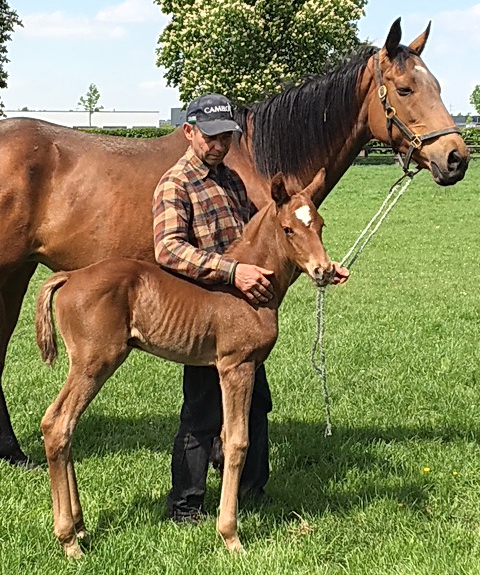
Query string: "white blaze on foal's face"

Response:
xmin=294 ymin=204 xmax=312 ymax=227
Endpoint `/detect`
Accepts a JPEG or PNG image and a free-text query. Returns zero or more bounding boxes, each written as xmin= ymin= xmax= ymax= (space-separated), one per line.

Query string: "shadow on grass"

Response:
xmin=21 ymin=414 xmax=479 ymax=538
xmin=24 ymin=411 xmax=480 ymax=465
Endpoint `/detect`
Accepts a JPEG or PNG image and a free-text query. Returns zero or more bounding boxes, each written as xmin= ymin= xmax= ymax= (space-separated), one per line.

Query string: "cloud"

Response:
xmin=21 ymin=11 xmax=128 ymax=39
xmin=96 ymin=0 xmax=166 ymax=24
xmin=18 ymin=1 xmax=166 ymax=40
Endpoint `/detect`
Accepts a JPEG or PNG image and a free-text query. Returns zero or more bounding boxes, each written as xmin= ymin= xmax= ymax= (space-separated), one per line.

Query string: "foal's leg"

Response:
xmin=42 ymin=348 xmax=129 ymax=558
xmin=216 ymin=361 xmax=255 ymax=552
xmin=66 ymin=451 xmax=88 ymax=541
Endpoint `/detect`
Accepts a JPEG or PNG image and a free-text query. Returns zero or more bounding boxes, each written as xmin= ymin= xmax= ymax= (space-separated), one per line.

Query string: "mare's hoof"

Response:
xmin=6 ymin=452 xmax=42 ymax=471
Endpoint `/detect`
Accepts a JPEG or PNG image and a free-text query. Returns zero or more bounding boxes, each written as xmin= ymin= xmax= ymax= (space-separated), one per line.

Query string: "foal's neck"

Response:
xmin=227 ymin=203 xmax=294 ymax=304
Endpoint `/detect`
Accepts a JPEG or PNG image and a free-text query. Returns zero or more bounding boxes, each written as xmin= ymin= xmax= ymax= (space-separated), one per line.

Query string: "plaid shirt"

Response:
xmin=153 ymin=147 xmax=253 ymax=284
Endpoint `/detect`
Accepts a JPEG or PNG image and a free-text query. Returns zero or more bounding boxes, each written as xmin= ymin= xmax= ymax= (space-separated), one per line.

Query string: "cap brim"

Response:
xmin=197 ymin=119 xmax=242 ymax=136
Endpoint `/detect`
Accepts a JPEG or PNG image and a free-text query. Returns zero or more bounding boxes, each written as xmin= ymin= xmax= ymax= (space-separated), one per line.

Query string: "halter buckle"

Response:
xmin=378 ymin=85 xmax=387 ymax=100
xmin=385 ymin=106 xmax=396 ymax=119
xmin=411 ymin=135 xmax=422 ymax=149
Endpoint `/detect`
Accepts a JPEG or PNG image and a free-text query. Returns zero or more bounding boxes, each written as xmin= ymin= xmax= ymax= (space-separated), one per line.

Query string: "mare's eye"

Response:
xmin=283 ymin=227 xmax=293 ymax=236
xmin=397 ymin=87 xmax=413 ymax=97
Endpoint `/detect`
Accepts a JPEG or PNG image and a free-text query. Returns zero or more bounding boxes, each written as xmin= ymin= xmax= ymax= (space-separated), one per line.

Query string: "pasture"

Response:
xmin=1 ymin=161 xmax=480 ymax=574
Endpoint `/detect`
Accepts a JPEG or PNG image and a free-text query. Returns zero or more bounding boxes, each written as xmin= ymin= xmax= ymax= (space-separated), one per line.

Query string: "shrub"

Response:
xmin=78 ymin=126 xmax=177 ymax=138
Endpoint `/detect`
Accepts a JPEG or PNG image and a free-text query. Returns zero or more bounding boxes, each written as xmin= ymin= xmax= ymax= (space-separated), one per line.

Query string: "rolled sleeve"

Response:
xmin=153 ymin=178 xmax=236 ymax=284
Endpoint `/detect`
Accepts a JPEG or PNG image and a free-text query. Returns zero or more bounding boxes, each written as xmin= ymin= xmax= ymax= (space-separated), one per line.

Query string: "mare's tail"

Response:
xmin=35 ymin=272 xmax=70 ymax=366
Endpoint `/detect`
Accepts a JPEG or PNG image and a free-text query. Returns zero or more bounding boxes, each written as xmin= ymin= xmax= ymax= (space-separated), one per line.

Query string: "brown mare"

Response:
xmin=36 ymin=170 xmax=332 ymax=557
xmin=0 ymin=18 xmax=469 ymax=466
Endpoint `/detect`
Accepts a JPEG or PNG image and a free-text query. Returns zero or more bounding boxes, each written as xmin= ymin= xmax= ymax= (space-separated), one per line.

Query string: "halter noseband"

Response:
xmin=374 ymin=52 xmax=460 ymax=175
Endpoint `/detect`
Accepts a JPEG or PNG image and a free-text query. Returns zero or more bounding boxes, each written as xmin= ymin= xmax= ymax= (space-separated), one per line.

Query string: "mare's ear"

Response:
xmin=271 ymin=173 xmax=290 ymax=208
xmin=382 ymin=18 xmax=402 ymax=60
xmin=302 ymin=168 xmax=326 ymax=199
xmin=408 ymin=21 xmax=431 ymax=56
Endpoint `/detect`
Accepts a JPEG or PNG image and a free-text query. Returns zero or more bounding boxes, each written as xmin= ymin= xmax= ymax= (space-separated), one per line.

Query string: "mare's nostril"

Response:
xmin=447 ymin=149 xmax=461 ymax=171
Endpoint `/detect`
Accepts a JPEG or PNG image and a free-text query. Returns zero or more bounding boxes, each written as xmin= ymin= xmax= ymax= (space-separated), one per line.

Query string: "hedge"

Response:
xmin=78 ymin=126 xmax=176 ymax=138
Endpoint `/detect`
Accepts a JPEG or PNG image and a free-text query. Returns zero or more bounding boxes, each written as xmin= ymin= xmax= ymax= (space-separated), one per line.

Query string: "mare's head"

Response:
xmin=271 ymin=169 xmax=334 ymax=287
xmin=366 ymin=18 xmax=468 ymax=185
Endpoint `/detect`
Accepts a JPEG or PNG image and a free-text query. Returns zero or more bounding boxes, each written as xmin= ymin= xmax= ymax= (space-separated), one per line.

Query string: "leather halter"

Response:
xmin=374 ymin=52 xmax=461 ymax=175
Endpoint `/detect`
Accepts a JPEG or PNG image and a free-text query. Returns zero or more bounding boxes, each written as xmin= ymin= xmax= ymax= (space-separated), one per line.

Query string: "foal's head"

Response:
xmin=271 ymin=168 xmax=334 ymax=287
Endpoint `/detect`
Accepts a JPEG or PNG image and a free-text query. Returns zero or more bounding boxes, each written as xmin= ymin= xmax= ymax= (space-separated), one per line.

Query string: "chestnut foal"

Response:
xmin=36 ymin=169 xmax=334 ymax=557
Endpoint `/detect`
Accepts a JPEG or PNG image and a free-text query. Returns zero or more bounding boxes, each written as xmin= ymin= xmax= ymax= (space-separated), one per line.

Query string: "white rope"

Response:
xmin=311 ymin=171 xmax=419 ymax=437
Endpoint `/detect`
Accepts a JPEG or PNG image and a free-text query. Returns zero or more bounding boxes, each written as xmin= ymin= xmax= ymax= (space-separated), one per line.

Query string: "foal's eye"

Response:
xmin=397 ymin=86 xmax=413 ymax=97
xmin=283 ymin=227 xmax=293 ymax=236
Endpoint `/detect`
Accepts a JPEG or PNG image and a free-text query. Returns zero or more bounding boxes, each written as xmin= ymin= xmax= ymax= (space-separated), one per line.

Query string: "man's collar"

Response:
xmin=185 ymin=147 xmax=211 ymax=180
xmin=185 ymin=147 xmax=226 ymax=181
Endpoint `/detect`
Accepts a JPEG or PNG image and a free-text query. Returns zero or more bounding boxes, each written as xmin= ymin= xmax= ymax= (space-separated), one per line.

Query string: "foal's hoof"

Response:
xmin=64 ymin=540 xmax=84 ymax=559
xmin=228 ymin=540 xmax=246 ymax=554
xmin=222 ymin=535 xmax=245 ymax=553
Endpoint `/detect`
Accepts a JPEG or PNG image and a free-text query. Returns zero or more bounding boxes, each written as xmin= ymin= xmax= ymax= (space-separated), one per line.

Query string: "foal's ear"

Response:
xmin=302 ymin=168 xmax=326 ymax=199
xmin=383 ymin=17 xmax=402 ymax=60
xmin=271 ymin=173 xmax=290 ymax=208
xmin=408 ymin=21 xmax=431 ymax=56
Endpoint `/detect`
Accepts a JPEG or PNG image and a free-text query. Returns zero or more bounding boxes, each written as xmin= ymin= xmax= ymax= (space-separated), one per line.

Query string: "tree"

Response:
xmin=0 ymin=0 xmax=22 ymax=115
xmin=78 ymin=83 xmax=104 ymax=126
xmin=470 ymin=85 xmax=480 ymax=115
xmin=155 ymin=0 xmax=368 ymax=105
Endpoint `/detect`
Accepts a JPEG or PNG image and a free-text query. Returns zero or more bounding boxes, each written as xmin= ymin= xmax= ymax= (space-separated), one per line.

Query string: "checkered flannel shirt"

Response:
xmin=153 ymin=147 xmax=253 ymax=284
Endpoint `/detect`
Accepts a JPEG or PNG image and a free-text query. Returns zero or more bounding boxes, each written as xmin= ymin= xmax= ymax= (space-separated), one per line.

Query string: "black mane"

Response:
xmin=236 ymin=46 xmax=380 ymax=178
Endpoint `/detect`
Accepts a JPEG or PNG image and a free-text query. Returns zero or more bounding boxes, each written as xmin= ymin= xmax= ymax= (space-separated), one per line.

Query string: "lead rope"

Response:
xmin=310 ymin=170 xmax=420 ymax=437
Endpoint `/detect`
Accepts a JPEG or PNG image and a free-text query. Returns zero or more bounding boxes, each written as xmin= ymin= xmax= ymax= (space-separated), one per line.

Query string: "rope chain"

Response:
xmin=311 ymin=171 xmax=419 ymax=437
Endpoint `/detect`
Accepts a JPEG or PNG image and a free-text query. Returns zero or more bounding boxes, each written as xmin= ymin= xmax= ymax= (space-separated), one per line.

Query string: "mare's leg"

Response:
xmin=216 ymin=361 xmax=255 ymax=552
xmin=42 ymin=346 xmax=130 ymax=558
xmin=0 ymin=263 xmax=38 ymax=465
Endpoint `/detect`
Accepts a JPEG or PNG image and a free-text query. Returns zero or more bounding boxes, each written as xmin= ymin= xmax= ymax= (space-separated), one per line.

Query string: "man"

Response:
xmin=153 ymin=93 xmax=349 ymax=523
xmin=153 ymin=93 xmax=275 ymax=523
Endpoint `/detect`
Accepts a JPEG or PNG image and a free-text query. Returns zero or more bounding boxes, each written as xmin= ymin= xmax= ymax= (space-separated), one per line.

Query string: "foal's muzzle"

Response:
xmin=312 ymin=265 xmax=335 ymax=287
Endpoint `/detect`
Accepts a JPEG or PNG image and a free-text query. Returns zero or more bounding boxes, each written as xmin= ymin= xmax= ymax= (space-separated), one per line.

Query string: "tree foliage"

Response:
xmin=155 ymin=0 xmax=368 ymax=106
xmin=78 ymin=83 xmax=104 ymax=126
xmin=470 ymin=85 xmax=480 ymax=115
xmin=0 ymin=0 xmax=22 ymax=114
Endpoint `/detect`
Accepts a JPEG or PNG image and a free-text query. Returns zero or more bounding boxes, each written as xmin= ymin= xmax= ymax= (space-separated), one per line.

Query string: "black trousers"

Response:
xmin=168 ymin=364 xmax=272 ymax=515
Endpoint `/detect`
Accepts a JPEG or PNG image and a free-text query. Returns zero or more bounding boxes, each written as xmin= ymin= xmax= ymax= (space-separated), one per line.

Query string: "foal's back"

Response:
xmin=52 ymin=257 xmax=277 ymax=369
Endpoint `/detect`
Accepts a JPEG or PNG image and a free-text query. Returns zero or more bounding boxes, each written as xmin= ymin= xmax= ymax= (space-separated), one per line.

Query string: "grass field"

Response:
xmin=1 ymin=161 xmax=480 ymax=574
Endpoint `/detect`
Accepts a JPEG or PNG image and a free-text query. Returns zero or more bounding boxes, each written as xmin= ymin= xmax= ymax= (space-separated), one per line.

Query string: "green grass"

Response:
xmin=2 ymin=161 xmax=480 ymax=574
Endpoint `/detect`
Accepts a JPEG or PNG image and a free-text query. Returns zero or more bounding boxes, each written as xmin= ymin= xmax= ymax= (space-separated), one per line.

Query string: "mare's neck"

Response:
xmin=299 ymin=70 xmax=375 ymax=207
xmin=226 ymin=203 xmax=294 ymax=305
xmin=227 ymin=59 xmax=376 ymax=210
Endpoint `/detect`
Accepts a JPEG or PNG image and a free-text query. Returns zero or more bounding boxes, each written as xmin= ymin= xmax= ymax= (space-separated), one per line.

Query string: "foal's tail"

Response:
xmin=35 ymin=272 xmax=70 ymax=366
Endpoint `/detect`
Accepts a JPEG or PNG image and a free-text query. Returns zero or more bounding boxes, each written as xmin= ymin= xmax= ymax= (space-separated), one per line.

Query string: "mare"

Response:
xmin=0 ymin=18 xmax=469 ymax=466
xmin=36 ymin=170 xmax=332 ymax=557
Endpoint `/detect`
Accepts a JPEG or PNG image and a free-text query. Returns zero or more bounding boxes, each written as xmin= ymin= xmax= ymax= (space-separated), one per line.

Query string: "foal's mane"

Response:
xmin=236 ymin=46 xmax=381 ymax=178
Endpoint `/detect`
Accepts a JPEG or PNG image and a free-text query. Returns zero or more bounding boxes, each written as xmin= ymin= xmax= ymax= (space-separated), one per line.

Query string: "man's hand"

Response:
xmin=234 ymin=263 xmax=274 ymax=305
xmin=330 ymin=261 xmax=349 ymax=285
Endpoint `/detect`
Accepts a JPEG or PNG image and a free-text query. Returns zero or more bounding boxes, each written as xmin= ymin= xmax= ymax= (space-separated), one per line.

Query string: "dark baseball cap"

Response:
xmin=186 ymin=93 xmax=242 ymax=136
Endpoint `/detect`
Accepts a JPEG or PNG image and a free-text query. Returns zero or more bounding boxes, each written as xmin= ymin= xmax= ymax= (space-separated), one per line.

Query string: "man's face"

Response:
xmin=183 ymin=123 xmax=233 ymax=167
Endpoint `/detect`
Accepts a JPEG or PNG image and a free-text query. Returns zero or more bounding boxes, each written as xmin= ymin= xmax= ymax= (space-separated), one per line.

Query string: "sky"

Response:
xmin=2 ymin=0 xmax=480 ymax=120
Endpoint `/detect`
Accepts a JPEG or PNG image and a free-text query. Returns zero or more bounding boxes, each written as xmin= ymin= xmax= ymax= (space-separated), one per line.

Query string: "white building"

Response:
xmin=2 ymin=109 xmax=166 ymax=128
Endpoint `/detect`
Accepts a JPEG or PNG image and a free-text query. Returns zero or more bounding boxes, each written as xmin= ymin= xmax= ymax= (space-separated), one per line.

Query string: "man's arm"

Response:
xmin=153 ymin=178 xmax=237 ymax=284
